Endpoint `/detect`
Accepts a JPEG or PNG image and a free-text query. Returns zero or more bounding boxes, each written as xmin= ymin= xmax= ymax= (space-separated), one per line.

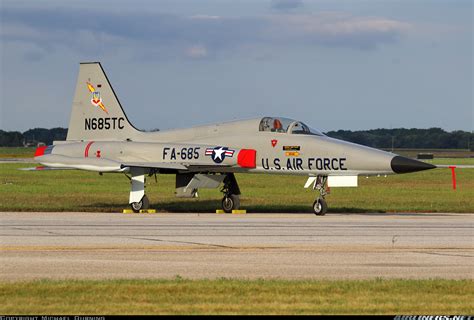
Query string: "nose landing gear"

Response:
xmin=312 ymin=175 xmax=328 ymax=216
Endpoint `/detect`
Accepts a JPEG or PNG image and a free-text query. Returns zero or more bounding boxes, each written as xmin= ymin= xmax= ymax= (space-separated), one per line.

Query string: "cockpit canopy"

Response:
xmin=258 ymin=117 xmax=325 ymax=136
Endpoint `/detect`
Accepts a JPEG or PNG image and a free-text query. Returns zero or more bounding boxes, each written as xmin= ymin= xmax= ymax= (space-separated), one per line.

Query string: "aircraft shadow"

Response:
xmin=82 ymin=201 xmax=451 ymax=216
xmin=80 ymin=200 xmax=420 ymax=215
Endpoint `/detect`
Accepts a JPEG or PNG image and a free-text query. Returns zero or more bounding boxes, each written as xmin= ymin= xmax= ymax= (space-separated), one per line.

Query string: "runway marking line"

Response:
xmin=1 ymin=245 xmax=472 ymax=253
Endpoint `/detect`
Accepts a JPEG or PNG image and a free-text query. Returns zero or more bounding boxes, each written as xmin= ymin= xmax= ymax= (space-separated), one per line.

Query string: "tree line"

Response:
xmin=325 ymin=128 xmax=473 ymax=151
xmin=0 ymin=127 xmax=472 ymax=150
xmin=0 ymin=128 xmax=68 ymax=147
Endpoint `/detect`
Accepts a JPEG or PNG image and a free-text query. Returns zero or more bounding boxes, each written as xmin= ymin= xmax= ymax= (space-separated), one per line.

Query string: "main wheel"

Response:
xmin=222 ymin=194 xmax=240 ymax=213
xmin=131 ymin=195 xmax=150 ymax=213
xmin=313 ymin=198 xmax=327 ymax=216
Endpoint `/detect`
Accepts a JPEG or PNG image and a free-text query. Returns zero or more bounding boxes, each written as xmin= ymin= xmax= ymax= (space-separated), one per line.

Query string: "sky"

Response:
xmin=0 ymin=0 xmax=472 ymax=133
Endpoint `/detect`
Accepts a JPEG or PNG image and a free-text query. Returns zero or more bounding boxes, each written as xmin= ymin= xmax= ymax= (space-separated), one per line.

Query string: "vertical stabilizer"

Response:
xmin=67 ymin=62 xmax=140 ymax=141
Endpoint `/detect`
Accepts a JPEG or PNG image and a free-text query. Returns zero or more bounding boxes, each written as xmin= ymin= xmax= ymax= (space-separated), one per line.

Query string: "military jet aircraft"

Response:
xmin=32 ymin=62 xmax=436 ymax=215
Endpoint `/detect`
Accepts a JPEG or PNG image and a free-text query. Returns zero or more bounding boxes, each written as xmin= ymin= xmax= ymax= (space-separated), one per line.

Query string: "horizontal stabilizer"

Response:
xmin=35 ymin=154 xmax=124 ymax=172
xmin=19 ymin=166 xmax=76 ymax=171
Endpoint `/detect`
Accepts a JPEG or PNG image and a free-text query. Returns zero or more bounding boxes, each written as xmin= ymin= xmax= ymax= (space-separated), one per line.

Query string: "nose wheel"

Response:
xmin=313 ymin=197 xmax=327 ymax=216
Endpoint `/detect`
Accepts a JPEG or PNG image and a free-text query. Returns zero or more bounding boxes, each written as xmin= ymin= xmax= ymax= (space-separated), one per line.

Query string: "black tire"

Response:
xmin=131 ymin=201 xmax=142 ymax=213
xmin=313 ymin=198 xmax=327 ymax=216
xmin=131 ymin=195 xmax=150 ymax=213
xmin=222 ymin=194 xmax=240 ymax=213
xmin=141 ymin=195 xmax=150 ymax=209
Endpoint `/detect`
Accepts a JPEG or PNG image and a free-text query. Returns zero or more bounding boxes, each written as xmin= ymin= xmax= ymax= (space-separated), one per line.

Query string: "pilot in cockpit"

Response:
xmin=273 ymin=119 xmax=283 ymax=132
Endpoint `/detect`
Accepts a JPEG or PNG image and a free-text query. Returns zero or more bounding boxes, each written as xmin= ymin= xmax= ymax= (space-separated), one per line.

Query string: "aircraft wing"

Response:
xmin=33 ymin=154 xmax=124 ymax=172
xmin=121 ymin=162 xmax=232 ymax=172
xmin=121 ymin=162 xmax=189 ymax=170
xmin=33 ymin=153 xmax=237 ymax=173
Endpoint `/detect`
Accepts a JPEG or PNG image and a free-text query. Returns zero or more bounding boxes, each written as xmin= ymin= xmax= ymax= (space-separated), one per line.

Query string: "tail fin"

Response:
xmin=67 ymin=62 xmax=140 ymax=141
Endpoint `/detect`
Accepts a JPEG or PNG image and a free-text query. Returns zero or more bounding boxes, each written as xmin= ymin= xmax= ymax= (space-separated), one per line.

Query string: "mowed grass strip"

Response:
xmin=1 ymin=158 xmax=473 ymax=213
xmin=0 ymin=147 xmax=35 ymax=158
xmin=0 ymin=279 xmax=472 ymax=315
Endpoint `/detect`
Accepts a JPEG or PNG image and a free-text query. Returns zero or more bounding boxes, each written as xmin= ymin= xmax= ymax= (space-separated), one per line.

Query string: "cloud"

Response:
xmin=271 ymin=0 xmax=304 ymax=11
xmin=267 ymin=13 xmax=411 ymax=49
xmin=1 ymin=6 xmax=412 ymax=60
xmin=190 ymin=15 xmax=221 ymax=20
xmin=185 ymin=45 xmax=208 ymax=58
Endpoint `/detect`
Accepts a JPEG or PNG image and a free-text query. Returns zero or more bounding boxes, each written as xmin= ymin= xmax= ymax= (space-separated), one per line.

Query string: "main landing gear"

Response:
xmin=221 ymin=173 xmax=241 ymax=213
xmin=129 ymin=167 xmax=150 ymax=213
xmin=131 ymin=195 xmax=150 ymax=212
xmin=312 ymin=175 xmax=328 ymax=216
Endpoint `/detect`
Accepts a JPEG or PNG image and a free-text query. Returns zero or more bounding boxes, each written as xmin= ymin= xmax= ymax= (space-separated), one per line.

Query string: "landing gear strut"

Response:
xmin=221 ymin=173 xmax=241 ymax=213
xmin=312 ymin=175 xmax=328 ymax=216
xmin=129 ymin=167 xmax=151 ymax=212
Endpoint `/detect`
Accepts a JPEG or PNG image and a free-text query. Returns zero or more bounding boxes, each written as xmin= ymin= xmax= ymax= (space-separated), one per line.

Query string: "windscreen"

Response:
xmin=259 ymin=117 xmax=324 ymax=136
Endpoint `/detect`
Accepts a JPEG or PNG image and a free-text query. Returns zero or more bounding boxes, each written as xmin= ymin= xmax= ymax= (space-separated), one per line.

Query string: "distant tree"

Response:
xmin=0 ymin=127 xmax=472 ymax=149
xmin=23 ymin=128 xmax=67 ymax=145
xmin=0 ymin=130 xmax=24 ymax=147
xmin=325 ymin=128 xmax=474 ymax=150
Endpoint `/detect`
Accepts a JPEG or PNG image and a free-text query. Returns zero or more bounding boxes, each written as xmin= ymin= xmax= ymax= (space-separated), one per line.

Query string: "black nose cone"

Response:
xmin=391 ymin=156 xmax=436 ymax=174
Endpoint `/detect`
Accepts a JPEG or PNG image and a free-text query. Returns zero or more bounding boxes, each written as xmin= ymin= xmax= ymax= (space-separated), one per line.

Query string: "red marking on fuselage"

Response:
xmin=34 ymin=146 xmax=47 ymax=157
xmin=84 ymin=141 xmax=94 ymax=158
xmin=237 ymin=149 xmax=257 ymax=168
xmin=271 ymin=139 xmax=277 ymax=147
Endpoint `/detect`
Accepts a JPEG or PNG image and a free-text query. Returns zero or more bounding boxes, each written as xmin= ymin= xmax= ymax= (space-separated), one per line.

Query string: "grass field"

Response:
xmin=0 ymin=158 xmax=473 ymax=213
xmin=0 ymin=147 xmax=35 ymax=158
xmin=1 ymin=279 xmax=472 ymax=315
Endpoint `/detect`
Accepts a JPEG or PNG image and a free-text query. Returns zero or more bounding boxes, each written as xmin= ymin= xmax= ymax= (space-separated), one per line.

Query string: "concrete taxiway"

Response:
xmin=0 ymin=212 xmax=472 ymax=281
